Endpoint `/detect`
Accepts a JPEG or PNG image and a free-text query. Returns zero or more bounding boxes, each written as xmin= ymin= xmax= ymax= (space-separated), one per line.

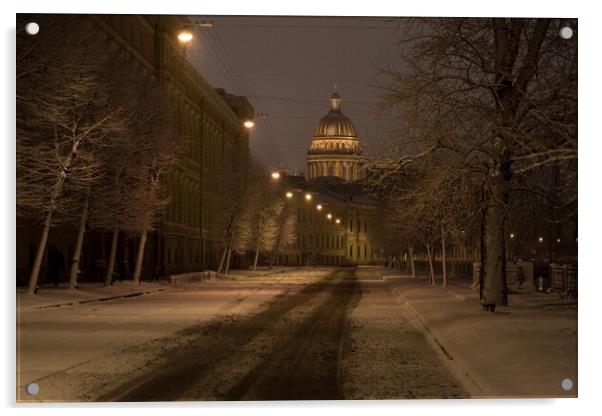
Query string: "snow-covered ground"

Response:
xmin=17 ymin=281 xmax=172 ymax=311
xmin=16 ymin=266 xmax=576 ymax=402
xmin=384 ymin=272 xmax=577 ymax=398
xmin=342 ymin=277 xmax=466 ymax=399
xmin=16 ymin=267 xmax=337 ymax=401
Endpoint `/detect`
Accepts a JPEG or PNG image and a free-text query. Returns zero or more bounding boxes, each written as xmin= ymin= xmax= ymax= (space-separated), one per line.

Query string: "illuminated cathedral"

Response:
xmin=277 ymin=90 xmax=385 ymax=266
xmin=306 ymin=91 xmax=364 ymax=182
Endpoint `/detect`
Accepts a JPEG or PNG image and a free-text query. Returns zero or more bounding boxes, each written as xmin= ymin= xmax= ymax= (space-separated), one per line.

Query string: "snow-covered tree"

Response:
xmin=270 ymin=208 xmax=298 ymax=267
xmin=369 ymin=18 xmax=577 ymax=310
xmin=17 ymin=16 xmax=127 ymax=293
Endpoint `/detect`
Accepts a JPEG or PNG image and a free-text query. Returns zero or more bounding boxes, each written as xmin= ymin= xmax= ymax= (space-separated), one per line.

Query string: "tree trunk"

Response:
xmin=253 ymin=247 xmax=260 ymax=271
xmin=132 ymin=229 xmax=148 ymax=284
xmin=269 ymin=250 xmax=277 ymax=268
xmin=217 ymin=245 xmax=228 ymax=274
xmin=224 ymin=246 xmax=232 ymax=275
xmin=409 ymin=245 xmax=416 ymax=278
xmin=27 ymin=209 xmax=53 ymax=294
xmin=269 ymin=207 xmax=286 ymax=269
xmin=69 ymin=195 xmax=90 ymax=289
xmin=425 ymin=244 xmax=436 ymax=286
xmin=441 ymin=224 xmax=448 ymax=287
xmin=105 ymin=227 xmax=119 ymax=286
xmin=253 ymin=209 xmax=265 ymax=272
xmin=480 ymin=146 xmax=510 ymax=310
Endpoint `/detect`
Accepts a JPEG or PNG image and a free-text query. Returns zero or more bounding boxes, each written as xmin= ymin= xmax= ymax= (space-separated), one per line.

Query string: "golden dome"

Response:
xmin=313 ymin=92 xmax=358 ymax=138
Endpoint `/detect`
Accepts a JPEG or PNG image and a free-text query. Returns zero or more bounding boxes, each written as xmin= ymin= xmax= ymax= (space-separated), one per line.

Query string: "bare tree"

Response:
xmin=215 ymin=161 xmax=256 ymax=274
xmin=270 ymin=208 xmax=298 ymax=267
xmin=17 ymin=16 xmax=126 ymax=293
xmin=242 ymin=169 xmax=285 ymax=272
xmin=369 ymin=18 xmax=577 ymax=310
xmin=121 ymin=90 xmax=178 ymax=284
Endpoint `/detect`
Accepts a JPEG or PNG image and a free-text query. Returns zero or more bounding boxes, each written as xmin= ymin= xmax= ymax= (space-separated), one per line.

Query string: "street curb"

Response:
xmin=389 ymin=285 xmax=491 ymax=398
xmin=23 ymin=288 xmax=168 ymax=311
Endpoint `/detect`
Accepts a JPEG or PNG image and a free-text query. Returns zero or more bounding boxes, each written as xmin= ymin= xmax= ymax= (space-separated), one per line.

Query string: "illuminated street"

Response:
xmin=17 ymin=267 xmax=467 ymax=401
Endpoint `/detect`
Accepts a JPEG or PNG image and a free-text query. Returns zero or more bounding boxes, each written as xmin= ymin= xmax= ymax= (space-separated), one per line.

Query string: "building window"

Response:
xmin=350 ymin=245 xmax=353 ymax=257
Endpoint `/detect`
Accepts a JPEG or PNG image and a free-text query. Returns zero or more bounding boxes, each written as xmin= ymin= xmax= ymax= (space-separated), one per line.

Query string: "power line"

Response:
xmin=207 ymin=23 xmax=401 ymax=30
xmin=213 ymin=30 xmax=288 ymax=168
xmin=195 ymin=20 xmax=288 ymax=168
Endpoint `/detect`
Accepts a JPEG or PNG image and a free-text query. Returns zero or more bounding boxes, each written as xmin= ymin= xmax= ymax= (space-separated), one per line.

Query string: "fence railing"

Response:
xmin=472 ymin=261 xmax=577 ymax=299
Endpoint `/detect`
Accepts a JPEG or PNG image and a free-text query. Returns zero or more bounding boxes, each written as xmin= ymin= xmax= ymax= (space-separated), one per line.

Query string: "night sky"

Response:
xmin=186 ymin=16 xmax=405 ymax=174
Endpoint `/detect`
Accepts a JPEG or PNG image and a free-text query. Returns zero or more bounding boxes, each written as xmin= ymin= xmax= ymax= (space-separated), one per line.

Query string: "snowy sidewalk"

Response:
xmin=16 ymin=267 xmax=306 ymax=311
xmin=385 ymin=273 xmax=577 ymax=398
xmin=17 ymin=281 xmax=173 ymax=311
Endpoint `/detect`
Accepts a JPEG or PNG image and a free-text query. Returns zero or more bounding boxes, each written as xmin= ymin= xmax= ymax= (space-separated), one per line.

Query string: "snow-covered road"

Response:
xmin=17 ymin=267 xmax=466 ymax=402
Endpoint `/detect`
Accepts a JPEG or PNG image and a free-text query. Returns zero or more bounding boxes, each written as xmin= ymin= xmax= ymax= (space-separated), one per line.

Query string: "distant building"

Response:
xmin=306 ymin=92 xmax=364 ymax=181
xmin=277 ymin=92 xmax=386 ymax=266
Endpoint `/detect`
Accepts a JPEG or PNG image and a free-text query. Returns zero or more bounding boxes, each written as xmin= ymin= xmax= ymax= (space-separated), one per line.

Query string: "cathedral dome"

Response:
xmin=313 ymin=92 xmax=358 ymax=138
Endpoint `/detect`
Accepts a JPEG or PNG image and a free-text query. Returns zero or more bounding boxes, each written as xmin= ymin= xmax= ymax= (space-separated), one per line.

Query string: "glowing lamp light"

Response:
xmin=335 ymin=218 xmax=341 ymax=224
xmin=538 ymin=237 xmax=544 ymax=243
xmin=557 ymin=238 xmax=561 ymax=243
xmin=271 ymin=171 xmax=281 ymax=180
xmin=243 ymin=120 xmax=255 ymax=129
xmin=178 ymin=31 xmax=194 ymax=43
xmin=286 ymin=191 xmax=293 ymax=199
xmin=327 ymin=213 xmax=333 ymax=220
xmin=316 ymin=204 xmax=323 ymax=211
xmin=510 ymin=233 xmax=515 ymax=239
xmin=305 ymin=193 xmax=312 ymax=201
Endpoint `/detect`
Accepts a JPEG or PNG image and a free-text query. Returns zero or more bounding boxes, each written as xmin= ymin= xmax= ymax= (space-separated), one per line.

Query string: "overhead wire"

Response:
xmin=195 ymin=20 xmax=288 ymax=167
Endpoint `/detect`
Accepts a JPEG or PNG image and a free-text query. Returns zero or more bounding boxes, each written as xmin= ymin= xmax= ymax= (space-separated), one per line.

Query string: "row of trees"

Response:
xmin=365 ymin=18 xmax=577 ymax=310
xmin=17 ymin=16 xmax=180 ymax=294
xmin=215 ymin=163 xmax=297 ymax=275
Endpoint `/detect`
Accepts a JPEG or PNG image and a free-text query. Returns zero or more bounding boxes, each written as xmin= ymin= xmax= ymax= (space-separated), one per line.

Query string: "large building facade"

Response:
xmin=277 ymin=92 xmax=385 ymax=266
xmin=16 ymin=15 xmax=252 ymax=285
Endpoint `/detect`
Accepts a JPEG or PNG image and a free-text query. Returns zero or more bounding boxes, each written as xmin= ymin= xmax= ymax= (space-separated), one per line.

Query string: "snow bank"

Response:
xmin=387 ymin=275 xmax=577 ymax=398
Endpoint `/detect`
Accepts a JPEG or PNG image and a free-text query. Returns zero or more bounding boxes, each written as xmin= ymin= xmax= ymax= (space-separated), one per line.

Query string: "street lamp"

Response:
xmin=538 ymin=236 xmax=544 ymax=243
xmin=177 ymin=30 xmax=194 ymax=43
xmin=243 ymin=120 xmax=255 ymax=129
xmin=510 ymin=233 xmax=515 ymax=239
xmin=305 ymin=193 xmax=312 ymax=201
xmin=335 ymin=218 xmax=341 ymax=225
xmin=285 ymin=191 xmax=293 ymax=199
xmin=326 ymin=213 xmax=333 ymax=220
xmin=316 ymin=204 xmax=323 ymax=211
xmin=271 ymin=171 xmax=281 ymax=180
